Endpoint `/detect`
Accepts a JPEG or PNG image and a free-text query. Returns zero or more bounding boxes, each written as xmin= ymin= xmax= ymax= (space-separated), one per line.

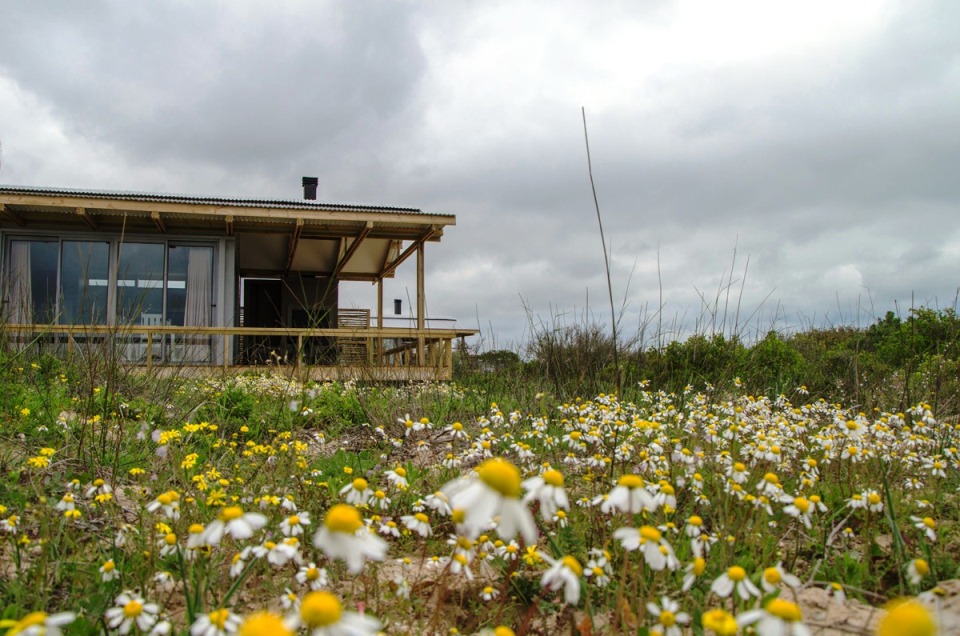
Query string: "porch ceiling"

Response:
xmin=0 ymin=186 xmax=454 ymax=281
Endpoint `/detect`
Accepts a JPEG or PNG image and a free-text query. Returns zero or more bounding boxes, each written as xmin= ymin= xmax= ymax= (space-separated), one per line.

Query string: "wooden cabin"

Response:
xmin=0 ymin=184 xmax=476 ymax=380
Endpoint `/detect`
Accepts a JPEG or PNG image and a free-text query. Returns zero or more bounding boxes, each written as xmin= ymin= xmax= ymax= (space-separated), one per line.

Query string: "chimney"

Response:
xmin=302 ymin=176 xmax=318 ymax=200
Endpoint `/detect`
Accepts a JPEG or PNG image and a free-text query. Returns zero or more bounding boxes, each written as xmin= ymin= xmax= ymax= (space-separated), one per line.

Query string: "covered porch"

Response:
xmin=0 ymin=185 xmax=476 ymax=380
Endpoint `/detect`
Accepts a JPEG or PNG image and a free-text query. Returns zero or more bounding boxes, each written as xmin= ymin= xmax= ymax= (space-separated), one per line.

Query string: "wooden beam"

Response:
xmin=284 ymin=218 xmax=304 ymax=274
xmin=331 ymin=222 xmax=372 ymax=279
xmin=417 ymin=242 xmax=425 ymax=362
xmin=0 ymin=192 xmax=455 ymax=227
xmin=0 ymin=203 xmax=25 ymax=227
xmin=377 ymin=227 xmax=438 ymax=282
xmin=151 ymin=211 xmax=167 ymax=233
xmin=77 ymin=207 xmax=98 ymax=230
xmin=225 ymin=215 xmax=234 ymax=236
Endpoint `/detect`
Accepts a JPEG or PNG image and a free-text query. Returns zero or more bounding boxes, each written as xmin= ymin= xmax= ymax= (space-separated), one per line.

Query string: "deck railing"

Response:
xmin=1 ymin=324 xmax=476 ymax=380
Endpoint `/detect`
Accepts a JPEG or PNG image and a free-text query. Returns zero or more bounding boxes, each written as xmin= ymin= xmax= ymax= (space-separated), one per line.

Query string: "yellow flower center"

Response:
xmin=494 ymin=628 xmax=516 ymax=636
xmin=763 ymin=473 xmax=779 ymax=484
xmin=209 ymin=609 xmax=230 ymax=629
xmin=877 ymin=599 xmax=936 ymax=636
xmin=239 ymin=611 xmax=293 ymax=636
xmin=306 ymin=567 xmax=320 ymax=580
xmin=561 ymin=555 xmax=582 ymax=576
xmin=733 ymin=462 xmax=746 ymax=472
xmin=477 ymin=459 xmax=522 ymax=498
xmin=300 ymin=591 xmax=342 ymax=627
xmin=766 ymin=598 xmax=802 ymax=622
xmin=351 ymin=478 xmax=369 ymax=492
xmin=618 ymin=474 xmax=644 ymax=489
xmin=103 ymin=560 xmax=115 ymax=572
xmin=189 ymin=523 xmax=204 ymax=534
xmin=220 ymin=506 xmax=244 ymax=522
xmin=688 ymin=515 xmax=703 ymax=527
xmin=693 ymin=557 xmax=706 ymax=575
xmin=123 ymin=600 xmax=144 ymax=618
xmin=639 ymin=525 xmax=662 ymax=543
xmin=794 ymin=497 xmax=810 ymax=513
xmin=914 ymin=559 xmax=930 ymax=576
xmin=727 ymin=565 xmax=747 ymax=581
xmin=763 ymin=567 xmax=781 ymax=584
xmin=923 ymin=517 xmax=936 ymax=529
xmin=288 ymin=515 xmax=300 ymax=526
xmin=543 ymin=470 xmax=564 ymax=487
xmin=702 ymin=608 xmax=738 ymax=636
xmin=324 ymin=504 xmax=363 ymax=533
xmin=415 ymin=512 xmax=429 ymax=523
xmin=395 ymin=467 xmax=407 ymax=477
xmin=164 ymin=533 xmax=177 ymax=546
xmin=659 ymin=610 xmax=676 ymax=627
xmin=451 ymin=508 xmax=465 ymax=524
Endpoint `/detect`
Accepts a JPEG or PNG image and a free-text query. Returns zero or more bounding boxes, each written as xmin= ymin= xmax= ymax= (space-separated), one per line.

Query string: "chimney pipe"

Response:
xmin=302 ymin=176 xmax=318 ymax=200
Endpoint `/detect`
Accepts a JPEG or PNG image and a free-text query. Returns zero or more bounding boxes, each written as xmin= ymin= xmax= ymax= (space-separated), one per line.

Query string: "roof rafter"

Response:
xmin=377 ymin=226 xmax=439 ymax=282
xmin=284 ymin=218 xmax=305 ymax=275
xmin=151 ymin=211 xmax=167 ymax=233
xmin=76 ymin=207 xmax=98 ymax=230
xmin=331 ymin=222 xmax=373 ymax=280
xmin=0 ymin=203 xmax=25 ymax=227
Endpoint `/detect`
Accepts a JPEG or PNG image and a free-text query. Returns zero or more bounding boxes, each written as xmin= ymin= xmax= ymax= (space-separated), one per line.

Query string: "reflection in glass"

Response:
xmin=60 ymin=241 xmax=109 ymax=324
xmin=116 ymin=243 xmax=165 ymax=325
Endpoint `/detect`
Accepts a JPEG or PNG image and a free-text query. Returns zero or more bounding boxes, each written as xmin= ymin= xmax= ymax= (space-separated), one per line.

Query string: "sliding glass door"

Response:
xmin=4 ymin=236 xmax=216 ymax=363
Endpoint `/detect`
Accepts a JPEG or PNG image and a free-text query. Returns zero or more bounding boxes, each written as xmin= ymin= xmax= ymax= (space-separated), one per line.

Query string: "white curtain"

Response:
xmin=182 ymin=248 xmax=213 ymax=362
xmin=6 ymin=242 xmax=33 ymax=325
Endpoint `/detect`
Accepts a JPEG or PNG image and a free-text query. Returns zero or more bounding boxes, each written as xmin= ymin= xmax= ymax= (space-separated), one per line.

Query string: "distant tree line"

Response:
xmin=457 ymin=307 xmax=960 ymax=413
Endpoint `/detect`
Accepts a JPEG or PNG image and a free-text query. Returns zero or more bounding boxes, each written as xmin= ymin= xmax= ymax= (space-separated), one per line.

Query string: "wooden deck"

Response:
xmin=2 ymin=324 xmax=477 ymax=381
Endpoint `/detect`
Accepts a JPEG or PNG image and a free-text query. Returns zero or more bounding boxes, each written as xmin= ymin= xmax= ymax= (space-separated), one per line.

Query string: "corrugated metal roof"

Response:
xmin=0 ymin=184 xmax=434 ymax=216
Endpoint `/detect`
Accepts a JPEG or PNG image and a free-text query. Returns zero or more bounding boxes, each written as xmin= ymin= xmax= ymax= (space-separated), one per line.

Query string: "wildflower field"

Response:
xmin=1 ymin=357 xmax=957 ymax=635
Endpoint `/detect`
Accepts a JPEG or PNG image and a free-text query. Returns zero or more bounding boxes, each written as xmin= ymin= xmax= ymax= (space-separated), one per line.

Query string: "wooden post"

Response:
xmin=416 ymin=243 xmax=425 ymax=365
xmin=377 ymin=280 xmax=383 ymax=365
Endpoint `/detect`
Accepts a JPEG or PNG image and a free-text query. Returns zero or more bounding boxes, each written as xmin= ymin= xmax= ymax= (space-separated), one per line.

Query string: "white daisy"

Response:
xmin=539 ymin=553 xmax=582 ymax=605
xmin=442 ymin=458 xmax=537 ymax=544
xmin=0 ymin=611 xmax=76 ymax=636
xmin=201 ymin=506 xmax=268 ymax=545
xmin=294 ymin=591 xmax=381 ymax=636
xmin=600 ymin=474 xmax=656 ymax=515
xmin=646 ymin=596 xmax=690 ymax=636
xmin=522 ymin=469 xmax=570 ymax=520
xmin=190 ymin=608 xmax=242 ymax=636
xmin=104 ymin=591 xmax=160 ymax=635
xmin=312 ymin=504 xmax=388 ymax=575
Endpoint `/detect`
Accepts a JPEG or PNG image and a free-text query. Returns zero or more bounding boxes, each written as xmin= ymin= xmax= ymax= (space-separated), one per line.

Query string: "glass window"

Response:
xmin=167 ymin=245 xmax=213 ymax=327
xmin=60 ymin=241 xmax=110 ymax=324
xmin=5 ymin=240 xmax=58 ymax=323
xmin=116 ymin=242 xmax=165 ymax=325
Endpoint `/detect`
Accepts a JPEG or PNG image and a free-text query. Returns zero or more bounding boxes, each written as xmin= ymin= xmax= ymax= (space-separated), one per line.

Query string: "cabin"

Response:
xmin=0 ymin=182 xmax=476 ymax=380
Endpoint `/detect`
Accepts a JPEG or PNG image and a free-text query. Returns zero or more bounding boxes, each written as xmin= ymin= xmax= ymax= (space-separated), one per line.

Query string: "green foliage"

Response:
xmin=482 ymin=306 xmax=960 ymax=415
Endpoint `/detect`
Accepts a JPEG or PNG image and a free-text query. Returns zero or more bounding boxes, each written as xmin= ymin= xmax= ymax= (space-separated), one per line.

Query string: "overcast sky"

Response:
xmin=1 ymin=1 xmax=958 ymax=349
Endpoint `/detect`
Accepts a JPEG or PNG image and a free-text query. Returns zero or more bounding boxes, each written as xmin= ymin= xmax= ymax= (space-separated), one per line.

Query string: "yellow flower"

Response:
xmin=876 ymin=599 xmax=935 ymax=636
xmin=239 ymin=612 xmax=292 ymax=636
xmin=702 ymin=608 xmax=738 ymax=635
